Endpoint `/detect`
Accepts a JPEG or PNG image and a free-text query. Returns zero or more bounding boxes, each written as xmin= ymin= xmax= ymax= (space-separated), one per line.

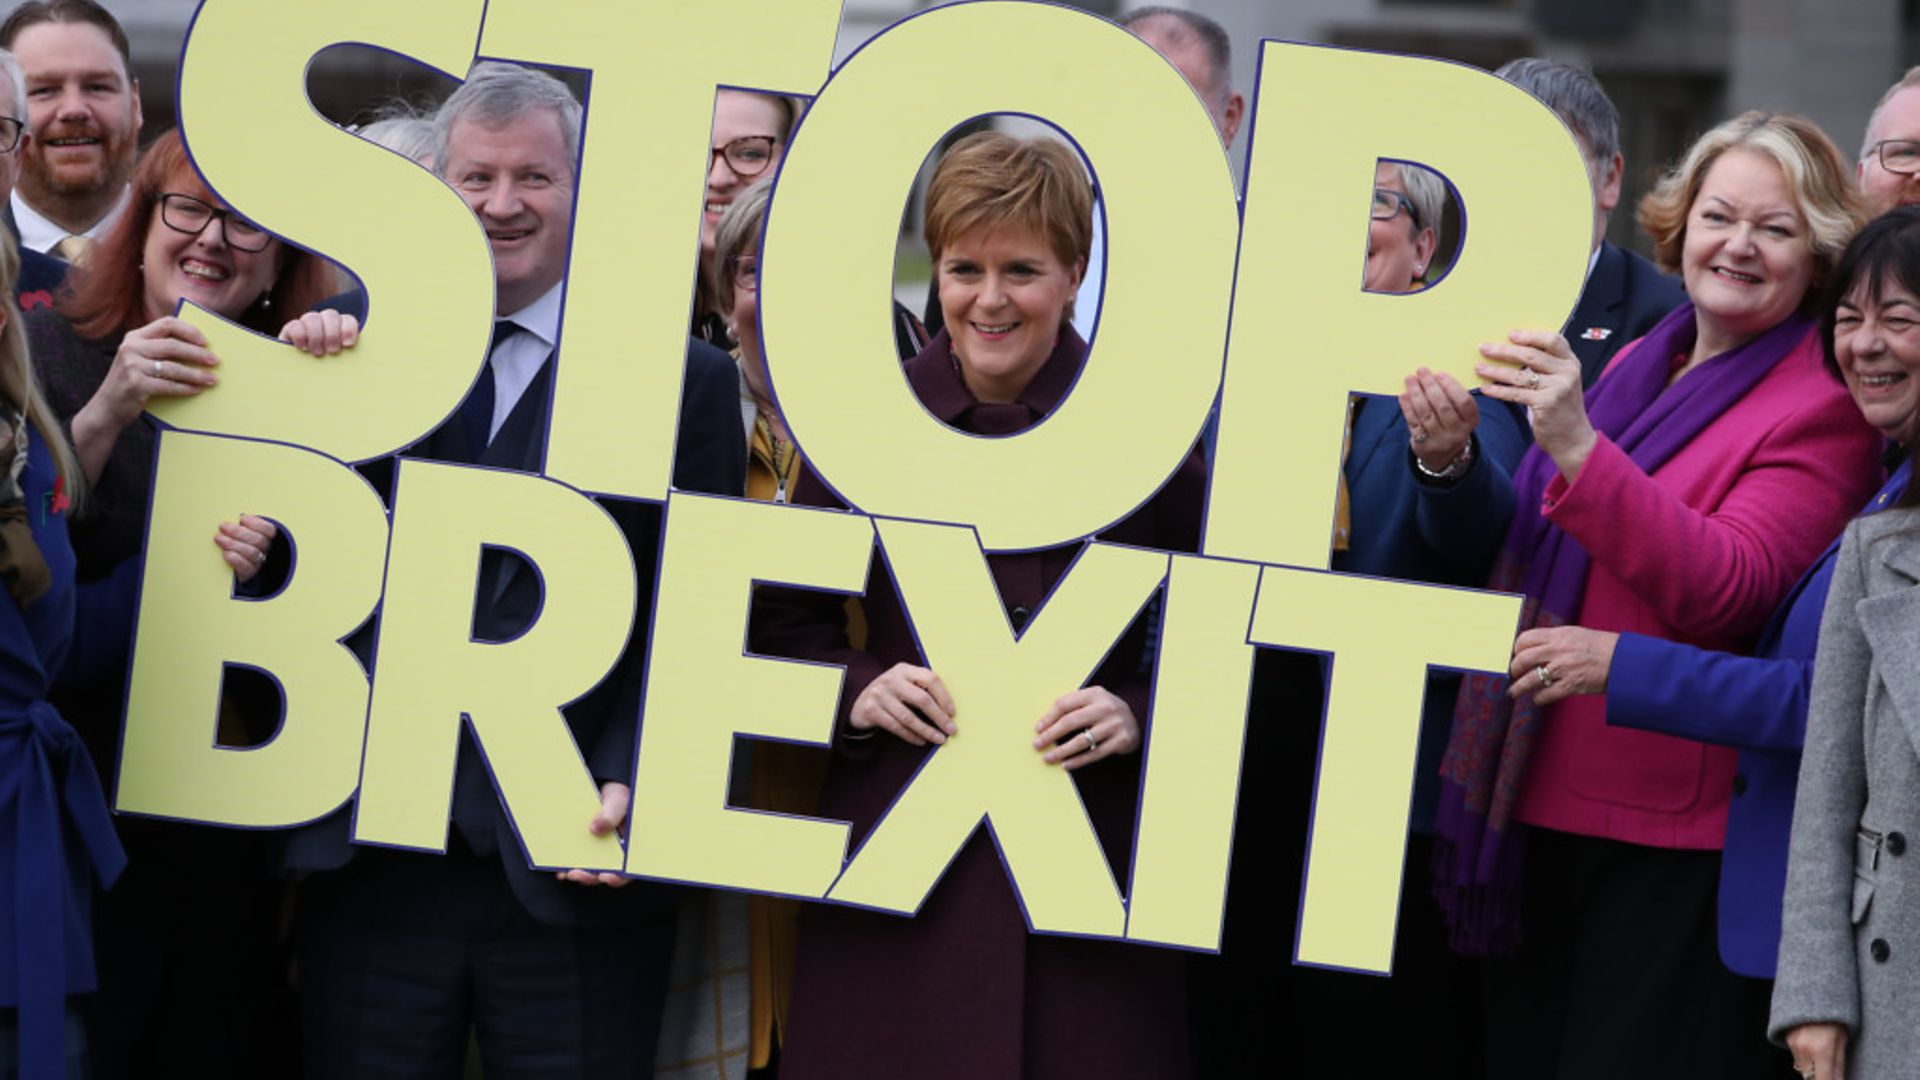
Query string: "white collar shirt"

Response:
xmin=12 ymin=185 xmax=130 ymax=253
xmin=489 ymin=281 xmax=563 ymax=441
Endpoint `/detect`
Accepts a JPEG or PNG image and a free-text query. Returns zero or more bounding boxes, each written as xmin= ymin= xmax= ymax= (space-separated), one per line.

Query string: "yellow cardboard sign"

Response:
xmin=115 ymin=0 xmax=1587 ymax=971
xmin=766 ymin=2 xmax=1234 ymax=551
xmin=1209 ymin=42 xmax=1590 ymax=569
xmin=154 ymin=0 xmax=495 ymax=462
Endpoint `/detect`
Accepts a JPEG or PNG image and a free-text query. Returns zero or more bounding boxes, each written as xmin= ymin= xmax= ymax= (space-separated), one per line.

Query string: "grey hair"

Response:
xmin=1390 ymin=161 xmax=1446 ymax=242
xmin=435 ymin=61 xmax=581 ymax=179
xmin=1120 ymin=6 xmax=1232 ymax=106
xmin=710 ymin=176 xmax=772 ymax=319
xmin=0 ymin=49 xmax=23 ymax=125
xmin=1495 ymin=58 xmax=1621 ymax=168
xmin=1863 ymin=66 xmax=1920 ymax=159
xmin=358 ymin=114 xmax=437 ymax=165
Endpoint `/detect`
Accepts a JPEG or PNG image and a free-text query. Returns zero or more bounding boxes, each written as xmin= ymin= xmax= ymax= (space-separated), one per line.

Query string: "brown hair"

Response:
xmin=922 ymin=131 xmax=1092 ymax=270
xmin=60 ymin=129 xmax=335 ymax=341
xmin=1636 ymin=111 xmax=1864 ymax=309
xmin=0 ymin=0 xmax=129 ymax=68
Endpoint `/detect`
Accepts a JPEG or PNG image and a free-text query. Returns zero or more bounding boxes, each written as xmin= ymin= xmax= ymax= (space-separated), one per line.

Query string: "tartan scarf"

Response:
xmin=0 ymin=404 xmax=48 ymax=606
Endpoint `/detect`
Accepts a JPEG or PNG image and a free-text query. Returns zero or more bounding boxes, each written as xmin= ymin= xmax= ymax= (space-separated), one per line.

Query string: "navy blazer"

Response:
xmin=1608 ymin=462 xmax=1910 ymax=978
xmin=317 ymin=286 xmax=365 ymax=321
xmin=281 ymin=326 xmax=745 ymax=929
xmin=4 ymin=198 xmax=77 ymax=297
xmin=1565 ymin=242 xmax=1687 ymax=388
xmin=15 ymin=245 xmax=63 ymax=301
xmin=0 ymin=430 xmax=138 ymax=1078
xmin=1333 ymin=394 xmax=1532 ymax=831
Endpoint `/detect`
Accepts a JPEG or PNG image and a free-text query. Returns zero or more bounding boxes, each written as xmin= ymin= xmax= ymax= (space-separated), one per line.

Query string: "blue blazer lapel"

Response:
xmin=1343 ymin=396 xmax=1399 ymax=483
xmin=1759 ymin=535 xmax=1842 ymax=649
xmin=1568 ymin=244 xmax=1627 ymax=383
xmin=480 ymin=361 xmax=552 ymax=473
xmin=474 ymin=361 xmax=555 ymax=605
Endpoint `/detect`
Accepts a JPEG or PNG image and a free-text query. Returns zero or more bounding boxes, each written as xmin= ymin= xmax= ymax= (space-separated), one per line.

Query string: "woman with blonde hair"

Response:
xmin=0 ymin=229 xmax=272 ymax=1075
xmin=1435 ymin=111 xmax=1882 ymax=1077
xmin=0 ymin=225 xmax=119 ymax=1080
xmin=655 ymin=177 xmax=820 ymax=1079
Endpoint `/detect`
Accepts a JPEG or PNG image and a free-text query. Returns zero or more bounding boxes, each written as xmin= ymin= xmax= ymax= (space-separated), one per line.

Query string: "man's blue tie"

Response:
xmin=460 ymin=319 xmax=517 ymax=453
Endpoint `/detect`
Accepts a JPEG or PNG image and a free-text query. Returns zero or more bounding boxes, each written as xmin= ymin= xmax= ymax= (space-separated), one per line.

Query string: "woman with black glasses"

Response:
xmin=52 ymin=129 xmax=338 ymax=497
xmin=31 ymin=127 xmax=343 ymax=1076
xmin=1365 ymin=160 xmax=1440 ymax=292
xmin=1196 ymin=157 xmax=1532 ymax=1077
xmin=692 ymin=90 xmax=798 ymax=347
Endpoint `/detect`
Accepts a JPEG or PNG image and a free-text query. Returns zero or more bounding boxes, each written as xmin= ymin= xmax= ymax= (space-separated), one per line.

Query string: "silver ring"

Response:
xmin=254 ymin=550 xmax=267 ymax=566
xmin=1527 ymin=370 xmax=1542 ymax=390
xmin=1412 ymin=427 xmax=1429 ymax=444
xmin=1082 ymin=730 xmax=1098 ymax=752
xmin=1536 ymin=664 xmax=1555 ymax=689
xmin=151 ymin=359 xmax=163 ymax=377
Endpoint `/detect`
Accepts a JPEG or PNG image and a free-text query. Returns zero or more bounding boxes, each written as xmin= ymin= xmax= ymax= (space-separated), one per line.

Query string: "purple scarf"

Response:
xmin=1431 ymin=303 xmax=1815 ymax=953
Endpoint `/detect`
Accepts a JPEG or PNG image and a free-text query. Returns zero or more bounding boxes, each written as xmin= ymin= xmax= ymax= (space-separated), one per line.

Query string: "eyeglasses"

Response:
xmin=728 ymin=253 xmax=758 ymax=292
xmin=155 ymin=192 xmax=272 ymax=253
xmin=711 ymin=136 xmax=779 ymax=179
xmin=0 ymin=118 xmax=22 ymax=154
xmin=1868 ymin=139 xmax=1920 ymax=177
xmin=1370 ymin=187 xmax=1421 ymax=227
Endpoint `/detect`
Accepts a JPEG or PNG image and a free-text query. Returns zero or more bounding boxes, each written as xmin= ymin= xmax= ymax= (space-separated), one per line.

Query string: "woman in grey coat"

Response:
xmin=1770 ymin=215 xmax=1920 ymax=1079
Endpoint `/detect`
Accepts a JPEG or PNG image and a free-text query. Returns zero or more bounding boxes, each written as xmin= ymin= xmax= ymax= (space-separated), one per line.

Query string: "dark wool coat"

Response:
xmin=759 ymin=327 xmax=1204 ymax=1080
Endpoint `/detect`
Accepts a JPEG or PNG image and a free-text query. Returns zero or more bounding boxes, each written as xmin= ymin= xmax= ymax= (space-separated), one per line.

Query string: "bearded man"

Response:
xmin=0 ymin=0 xmax=140 ymax=262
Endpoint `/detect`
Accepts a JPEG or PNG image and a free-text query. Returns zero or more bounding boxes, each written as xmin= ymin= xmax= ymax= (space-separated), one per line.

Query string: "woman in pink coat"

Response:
xmin=1433 ymin=111 xmax=1882 ymax=1078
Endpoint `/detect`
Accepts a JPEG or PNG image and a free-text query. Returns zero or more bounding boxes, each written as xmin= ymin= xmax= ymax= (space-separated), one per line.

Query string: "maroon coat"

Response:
xmin=760 ymin=329 xmax=1203 ymax=1079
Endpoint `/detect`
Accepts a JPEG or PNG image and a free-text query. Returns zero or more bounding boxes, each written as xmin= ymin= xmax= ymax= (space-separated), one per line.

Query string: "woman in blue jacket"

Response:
xmin=0 ymin=234 xmax=277 ymax=1075
xmin=0 ymin=228 xmax=128 ymax=1080
xmin=1504 ymin=208 xmax=1920 ymax=1036
xmin=1196 ymin=159 xmax=1533 ymax=1078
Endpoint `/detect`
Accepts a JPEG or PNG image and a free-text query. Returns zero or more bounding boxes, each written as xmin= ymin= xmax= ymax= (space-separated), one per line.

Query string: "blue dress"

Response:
xmin=0 ymin=427 xmax=130 ymax=1077
xmin=1607 ymin=460 xmax=1911 ymax=977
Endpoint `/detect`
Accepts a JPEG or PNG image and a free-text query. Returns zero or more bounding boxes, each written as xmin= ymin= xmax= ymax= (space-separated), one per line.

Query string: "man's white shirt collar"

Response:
xmin=12 ymin=185 xmax=131 ymax=254
xmin=486 ymin=281 xmax=564 ymax=440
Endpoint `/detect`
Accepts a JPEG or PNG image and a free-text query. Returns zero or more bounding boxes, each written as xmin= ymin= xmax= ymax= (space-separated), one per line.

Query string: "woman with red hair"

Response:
xmin=31 ymin=127 xmax=347 ymax=1076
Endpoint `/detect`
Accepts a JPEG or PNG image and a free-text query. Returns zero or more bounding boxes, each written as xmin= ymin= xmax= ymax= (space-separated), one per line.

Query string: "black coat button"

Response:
xmin=1009 ymin=605 xmax=1031 ymax=631
xmin=1730 ymin=773 xmax=1748 ymax=797
xmin=1890 ymin=832 xmax=1908 ymax=857
xmin=1872 ymin=938 xmax=1891 ymax=963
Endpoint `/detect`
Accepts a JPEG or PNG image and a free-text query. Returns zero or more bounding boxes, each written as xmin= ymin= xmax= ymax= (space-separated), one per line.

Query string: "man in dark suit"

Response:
xmin=1498 ymin=59 xmax=1687 ymax=387
xmin=0 ymin=46 xmax=64 ymax=300
xmin=284 ymin=61 xmax=744 ymax=1079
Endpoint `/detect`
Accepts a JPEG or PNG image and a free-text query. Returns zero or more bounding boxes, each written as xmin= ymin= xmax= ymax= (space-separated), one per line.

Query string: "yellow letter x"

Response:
xmin=826 ymin=520 xmax=1167 ymax=939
